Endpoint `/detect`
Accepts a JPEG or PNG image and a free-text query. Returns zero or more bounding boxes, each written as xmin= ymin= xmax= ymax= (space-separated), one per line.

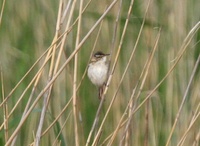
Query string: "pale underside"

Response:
xmin=87 ymin=57 xmax=109 ymax=87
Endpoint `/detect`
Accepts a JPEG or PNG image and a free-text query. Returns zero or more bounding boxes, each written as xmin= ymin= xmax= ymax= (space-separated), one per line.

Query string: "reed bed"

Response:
xmin=0 ymin=0 xmax=199 ymax=145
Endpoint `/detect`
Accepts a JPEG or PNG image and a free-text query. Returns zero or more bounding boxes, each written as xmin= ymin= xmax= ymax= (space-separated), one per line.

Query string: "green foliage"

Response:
xmin=0 ymin=0 xmax=199 ymax=146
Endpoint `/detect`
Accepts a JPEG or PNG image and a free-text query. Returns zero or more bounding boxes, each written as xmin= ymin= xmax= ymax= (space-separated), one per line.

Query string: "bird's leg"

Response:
xmin=98 ymin=87 xmax=103 ymax=100
xmin=98 ymin=83 xmax=107 ymax=100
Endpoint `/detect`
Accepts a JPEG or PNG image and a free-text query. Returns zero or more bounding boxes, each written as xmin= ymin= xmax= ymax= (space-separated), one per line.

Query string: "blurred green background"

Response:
xmin=0 ymin=0 xmax=199 ymax=145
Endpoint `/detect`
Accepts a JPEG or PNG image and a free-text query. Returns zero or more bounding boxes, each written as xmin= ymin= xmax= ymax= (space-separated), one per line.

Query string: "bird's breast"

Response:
xmin=88 ymin=63 xmax=108 ymax=87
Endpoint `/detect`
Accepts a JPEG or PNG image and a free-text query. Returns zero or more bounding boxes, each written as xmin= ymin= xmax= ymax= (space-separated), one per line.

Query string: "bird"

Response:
xmin=87 ymin=51 xmax=110 ymax=99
